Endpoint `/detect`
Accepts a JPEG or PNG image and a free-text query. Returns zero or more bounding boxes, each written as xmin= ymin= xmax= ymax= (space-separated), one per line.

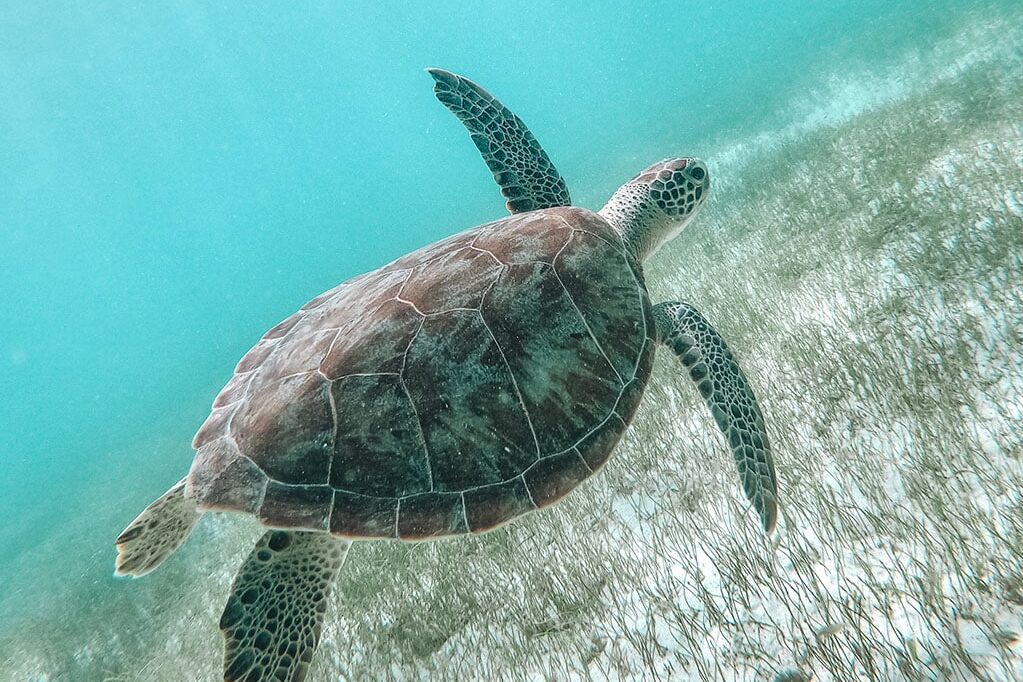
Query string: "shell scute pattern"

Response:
xmin=232 ymin=373 xmax=334 ymax=485
xmin=400 ymin=247 xmax=501 ymax=313
xmin=522 ymin=449 xmax=593 ymax=507
xmin=396 ymin=491 xmax=468 ymax=539
xmin=463 ymin=477 xmax=535 ymax=533
xmin=554 ymin=229 xmax=649 ymax=380
xmin=295 ymin=269 xmax=409 ymax=337
xmin=329 ymin=373 xmax=430 ymax=497
xmin=187 ymin=438 xmax=267 ymax=514
xmin=576 ymin=413 xmax=629 ymax=471
xmin=482 ymin=261 xmax=621 ymax=454
xmin=212 ymin=371 xmax=253 ymax=410
xmin=187 ymin=207 xmax=654 ymax=539
xmin=234 ymin=338 xmax=278 ymax=375
xmin=192 ymin=405 xmax=232 ymax=450
xmin=319 ymin=299 xmax=421 ymax=379
xmin=472 ymin=211 xmax=571 ymax=264
xmin=262 ymin=312 xmax=304 ymax=338
xmin=258 ymin=482 xmax=333 ymax=530
xmin=403 ymin=309 xmax=537 ymax=490
xmin=330 ymin=491 xmax=396 ymax=539
xmin=380 ymin=228 xmax=479 ymax=273
xmin=257 ymin=330 xmax=336 ymax=384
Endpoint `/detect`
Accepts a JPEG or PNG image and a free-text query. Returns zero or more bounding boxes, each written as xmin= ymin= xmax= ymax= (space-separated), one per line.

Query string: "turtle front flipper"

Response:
xmin=220 ymin=530 xmax=350 ymax=682
xmin=428 ymin=68 xmax=572 ymax=214
xmin=114 ymin=477 xmax=203 ymax=577
xmin=654 ymin=302 xmax=779 ymax=533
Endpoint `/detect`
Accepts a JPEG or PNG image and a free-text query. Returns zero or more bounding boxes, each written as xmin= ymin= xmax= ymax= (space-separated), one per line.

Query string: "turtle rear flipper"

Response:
xmin=114 ymin=477 xmax=203 ymax=577
xmin=221 ymin=530 xmax=350 ymax=682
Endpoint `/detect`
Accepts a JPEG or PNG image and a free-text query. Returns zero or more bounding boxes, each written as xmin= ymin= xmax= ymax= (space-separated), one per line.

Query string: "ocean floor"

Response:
xmin=3 ymin=9 xmax=1023 ymax=682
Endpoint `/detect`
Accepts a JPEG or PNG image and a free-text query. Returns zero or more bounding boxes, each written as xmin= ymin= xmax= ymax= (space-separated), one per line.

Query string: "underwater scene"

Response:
xmin=2 ymin=1 xmax=1022 ymax=680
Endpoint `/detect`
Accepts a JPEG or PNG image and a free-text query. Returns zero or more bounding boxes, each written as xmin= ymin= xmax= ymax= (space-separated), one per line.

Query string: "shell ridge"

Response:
xmin=324 ymin=371 xmax=340 ymax=488
xmin=390 ymin=294 xmax=423 ymax=319
xmin=556 ymin=210 xmax=627 ymax=256
xmin=467 ymin=243 xmax=504 ymax=266
xmin=398 ymin=316 xmax=433 ymax=491
xmin=550 ymin=232 xmax=626 ymax=387
xmin=629 ymin=261 xmax=653 ymax=379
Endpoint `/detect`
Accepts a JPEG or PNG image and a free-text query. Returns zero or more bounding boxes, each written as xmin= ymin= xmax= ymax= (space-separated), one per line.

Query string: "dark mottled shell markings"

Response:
xmin=187 ymin=207 xmax=654 ymax=540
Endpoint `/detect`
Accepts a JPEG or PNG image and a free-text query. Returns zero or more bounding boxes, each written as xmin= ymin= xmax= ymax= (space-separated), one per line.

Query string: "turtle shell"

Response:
xmin=186 ymin=206 xmax=655 ymax=540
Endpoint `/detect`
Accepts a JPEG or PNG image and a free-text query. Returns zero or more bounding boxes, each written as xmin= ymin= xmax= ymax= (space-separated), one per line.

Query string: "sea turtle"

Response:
xmin=114 ymin=68 xmax=779 ymax=682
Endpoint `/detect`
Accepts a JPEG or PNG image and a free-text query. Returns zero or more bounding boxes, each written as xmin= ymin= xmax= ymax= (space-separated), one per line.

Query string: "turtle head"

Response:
xmin=598 ymin=157 xmax=710 ymax=263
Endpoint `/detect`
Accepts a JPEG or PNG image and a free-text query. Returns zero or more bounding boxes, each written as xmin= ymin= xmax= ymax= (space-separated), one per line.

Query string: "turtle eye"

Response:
xmin=690 ymin=166 xmax=706 ymax=181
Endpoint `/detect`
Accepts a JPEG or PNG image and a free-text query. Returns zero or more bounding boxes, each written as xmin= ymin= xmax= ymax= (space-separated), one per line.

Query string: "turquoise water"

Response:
xmin=2 ymin=2 xmax=1022 ymax=680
